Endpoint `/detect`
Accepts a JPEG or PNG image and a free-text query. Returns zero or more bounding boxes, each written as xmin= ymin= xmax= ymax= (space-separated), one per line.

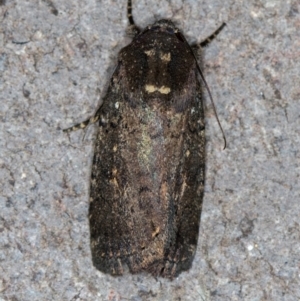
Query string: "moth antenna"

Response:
xmin=194 ymin=59 xmax=227 ymax=150
xmin=177 ymin=29 xmax=227 ymax=150
xmin=127 ymin=0 xmax=135 ymax=26
xmin=127 ymin=0 xmax=140 ymax=36
xmin=200 ymin=23 xmax=226 ymax=48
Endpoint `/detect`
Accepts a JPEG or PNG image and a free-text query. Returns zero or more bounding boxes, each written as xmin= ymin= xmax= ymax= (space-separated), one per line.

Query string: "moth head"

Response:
xmin=138 ymin=19 xmax=186 ymax=44
xmin=148 ymin=19 xmax=178 ymax=34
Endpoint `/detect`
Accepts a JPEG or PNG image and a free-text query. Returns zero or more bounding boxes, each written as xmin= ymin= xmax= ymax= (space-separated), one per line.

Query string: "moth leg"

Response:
xmin=63 ymin=107 xmax=102 ymax=133
xmin=126 ymin=0 xmax=140 ymax=36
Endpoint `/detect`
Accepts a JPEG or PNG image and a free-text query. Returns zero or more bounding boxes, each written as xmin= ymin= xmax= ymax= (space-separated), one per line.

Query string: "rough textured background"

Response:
xmin=1 ymin=0 xmax=299 ymax=300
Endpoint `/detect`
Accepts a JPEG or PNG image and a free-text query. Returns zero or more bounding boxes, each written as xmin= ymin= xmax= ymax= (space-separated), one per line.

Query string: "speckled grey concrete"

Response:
xmin=1 ymin=0 xmax=299 ymax=300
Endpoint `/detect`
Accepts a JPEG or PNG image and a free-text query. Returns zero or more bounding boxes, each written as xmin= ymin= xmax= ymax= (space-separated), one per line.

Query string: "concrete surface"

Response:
xmin=1 ymin=0 xmax=299 ymax=300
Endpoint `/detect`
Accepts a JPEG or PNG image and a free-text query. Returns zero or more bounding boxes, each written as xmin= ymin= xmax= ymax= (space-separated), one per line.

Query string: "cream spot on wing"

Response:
xmin=158 ymin=86 xmax=171 ymax=94
xmin=113 ymin=145 xmax=117 ymax=152
xmin=160 ymin=181 xmax=169 ymax=205
xmin=152 ymin=226 xmax=160 ymax=238
xmin=160 ymin=52 xmax=171 ymax=62
xmin=112 ymin=167 xmax=117 ymax=176
xmin=180 ymin=178 xmax=188 ymax=199
xmin=145 ymin=84 xmax=156 ymax=93
xmin=144 ymin=49 xmax=155 ymax=56
xmin=111 ymin=177 xmax=118 ymax=186
xmin=145 ymin=84 xmax=171 ymax=94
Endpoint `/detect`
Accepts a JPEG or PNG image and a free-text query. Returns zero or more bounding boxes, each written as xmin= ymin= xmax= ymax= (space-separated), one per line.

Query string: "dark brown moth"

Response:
xmin=64 ymin=0 xmax=225 ymax=278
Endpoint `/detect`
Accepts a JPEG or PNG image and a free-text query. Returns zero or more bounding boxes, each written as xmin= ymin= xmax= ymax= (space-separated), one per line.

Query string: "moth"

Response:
xmin=64 ymin=0 xmax=225 ymax=278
